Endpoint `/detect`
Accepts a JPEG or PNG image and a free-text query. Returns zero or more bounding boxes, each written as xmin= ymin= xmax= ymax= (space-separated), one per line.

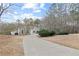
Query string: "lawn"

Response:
xmin=0 ymin=35 xmax=24 ymax=56
xmin=41 ymin=34 xmax=79 ymax=50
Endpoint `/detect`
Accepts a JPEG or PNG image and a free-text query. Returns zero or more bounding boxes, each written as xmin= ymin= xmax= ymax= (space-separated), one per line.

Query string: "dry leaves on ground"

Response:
xmin=0 ymin=35 xmax=25 ymax=56
xmin=41 ymin=34 xmax=79 ymax=50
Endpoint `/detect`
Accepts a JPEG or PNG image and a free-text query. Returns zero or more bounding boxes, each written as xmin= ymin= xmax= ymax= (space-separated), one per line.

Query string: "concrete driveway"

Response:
xmin=23 ymin=35 xmax=79 ymax=56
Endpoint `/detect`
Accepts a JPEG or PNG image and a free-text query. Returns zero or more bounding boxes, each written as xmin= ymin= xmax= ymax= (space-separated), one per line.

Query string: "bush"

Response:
xmin=38 ymin=29 xmax=49 ymax=37
xmin=57 ymin=32 xmax=69 ymax=35
xmin=38 ymin=29 xmax=55 ymax=37
xmin=49 ymin=31 xmax=55 ymax=36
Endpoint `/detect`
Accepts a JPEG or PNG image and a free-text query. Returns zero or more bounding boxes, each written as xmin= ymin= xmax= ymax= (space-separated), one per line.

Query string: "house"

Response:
xmin=11 ymin=25 xmax=40 ymax=35
xmin=30 ymin=26 xmax=40 ymax=35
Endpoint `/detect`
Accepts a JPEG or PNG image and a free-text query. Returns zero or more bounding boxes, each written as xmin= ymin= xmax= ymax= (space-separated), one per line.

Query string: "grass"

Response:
xmin=0 ymin=35 xmax=24 ymax=56
xmin=41 ymin=34 xmax=79 ymax=50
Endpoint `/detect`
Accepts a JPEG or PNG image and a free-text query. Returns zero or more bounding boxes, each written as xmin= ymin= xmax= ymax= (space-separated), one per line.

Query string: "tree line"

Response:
xmin=40 ymin=3 xmax=79 ymax=34
xmin=0 ymin=3 xmax=79 ymax=35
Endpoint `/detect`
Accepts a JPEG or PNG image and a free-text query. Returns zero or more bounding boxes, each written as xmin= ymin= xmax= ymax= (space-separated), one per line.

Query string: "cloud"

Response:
xmin=6 ymin=11 xmax=18 ymax=16
xmin=40 ymin=3 xmax=45 ymax=8
xmin=20 ymin=13 xmax=42 ymax=19
xmin=14 ymin=12 xmax=18 ymax=14
xmin=22 ymin=3 xmax=45 ymax=13
xmin=20 ymin=13 xmax=33 ymax=18
xmin=13 ymin=16 xmax=19 ymax=20
xmin=34 ymin=9 xmax=41 ymax=13
xmin=22 ymin=3 xmax=38 ymax=9
xmin=40 ymin=3 xmax=46 ymax=10
xmin=5 ymin=11 xmax=19 ymax=19
xmin=7 ymin=12 xmax=11 ymax=15
xmin=33 ymin=3 xmax=46 ymax=13
xmin=2 ymin=3 xmax=45 ymax=22
xmin=33 ymin=8 xmax=42 ymax=13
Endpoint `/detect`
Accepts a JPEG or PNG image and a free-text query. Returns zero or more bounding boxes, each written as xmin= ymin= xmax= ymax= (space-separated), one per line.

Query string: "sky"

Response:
xmin=1 ymin=3 xmax=51 ymax=23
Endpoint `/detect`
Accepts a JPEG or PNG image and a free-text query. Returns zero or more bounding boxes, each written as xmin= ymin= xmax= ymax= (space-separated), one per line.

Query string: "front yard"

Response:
xmin=41 ymin=34 xmax=79 ymax=50
xmin=0 ymin=35 xmax=24 ymax=56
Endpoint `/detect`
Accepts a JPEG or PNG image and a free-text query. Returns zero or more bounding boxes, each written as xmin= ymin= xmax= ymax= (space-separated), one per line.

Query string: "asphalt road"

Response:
xmin=23 ymin=35 xmax=79 ymax=56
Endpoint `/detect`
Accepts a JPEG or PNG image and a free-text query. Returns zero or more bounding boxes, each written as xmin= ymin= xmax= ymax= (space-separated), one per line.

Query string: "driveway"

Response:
xmin=23 ymin=35 xmax=79 ymax=56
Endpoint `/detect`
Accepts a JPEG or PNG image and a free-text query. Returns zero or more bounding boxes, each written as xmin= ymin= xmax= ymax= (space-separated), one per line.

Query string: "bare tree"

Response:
xmin=0 ymin=3 xmax=14 ymax=32
xmin=0 ymin=3 xmax=14 ymax=21
xmin=41 ymin=3 xmax=79 ymax=34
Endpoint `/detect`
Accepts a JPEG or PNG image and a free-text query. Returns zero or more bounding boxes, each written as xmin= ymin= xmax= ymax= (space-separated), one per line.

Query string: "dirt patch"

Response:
xmin=41 ymin=34 xmax=79 ymax=50
xmin=0 ymin=35 xmax=25 ymax=56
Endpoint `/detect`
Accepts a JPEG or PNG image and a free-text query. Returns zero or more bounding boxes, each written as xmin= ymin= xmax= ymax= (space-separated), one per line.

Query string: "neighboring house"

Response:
xmin=11 ymin=28 xmax=24 ymax=35
xmin=11 ymin=31 xmax=17 ymax=35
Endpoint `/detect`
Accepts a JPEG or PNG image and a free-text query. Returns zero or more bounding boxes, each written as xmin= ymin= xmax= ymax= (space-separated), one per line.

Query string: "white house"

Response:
xmin=30 ymin=26 xmax=39 ymax=35
xmin=11 ymin=25 xmax=40 ymax=35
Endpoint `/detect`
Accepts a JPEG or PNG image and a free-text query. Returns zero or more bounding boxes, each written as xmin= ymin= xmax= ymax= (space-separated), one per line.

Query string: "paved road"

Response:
xmin=23 ymin=35 xmax=79 ymax=56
